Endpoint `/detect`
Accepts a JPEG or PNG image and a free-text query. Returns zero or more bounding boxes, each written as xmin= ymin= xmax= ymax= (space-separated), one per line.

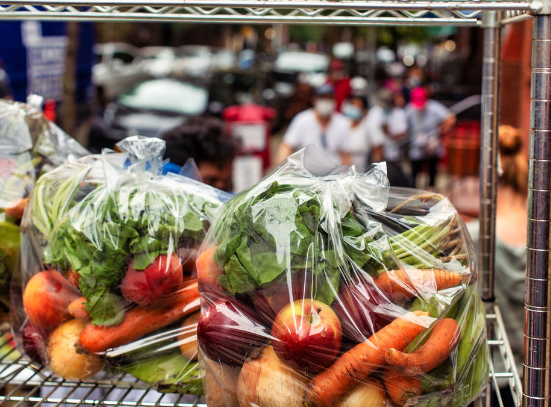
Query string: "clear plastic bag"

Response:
xmin=12 ymin=136 xmax=230 ymax=394
xmin=0 ymin=99 xmax=89 ymax=311
xmin=196 ymin=147 xmax=489 ymax=407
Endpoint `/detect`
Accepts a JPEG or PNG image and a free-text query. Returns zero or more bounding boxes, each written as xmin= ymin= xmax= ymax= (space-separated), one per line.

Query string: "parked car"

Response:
xmin=179 ymin=45 xmax=214 ymax=77
xmin=92 ymin=42 xmax=148 ymax=105
xmin=140 ymin=46 xmax=185 ymax=78
xmin=88 ymin=77 xmax=236 ymax=152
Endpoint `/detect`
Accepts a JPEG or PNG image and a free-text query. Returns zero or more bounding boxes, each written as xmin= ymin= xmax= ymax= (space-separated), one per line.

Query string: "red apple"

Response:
xmin=23 ymin=270 xmax=80 ymax=330
xmin=121 ymin=253 xmax=183 ymax=308
xmin=332 ymin=280 xmax=394 ymax=343
xmin=197 ymin=298 xmax=269 ymax=366
xmin=271 ymin=299 xmax=342 ymax=373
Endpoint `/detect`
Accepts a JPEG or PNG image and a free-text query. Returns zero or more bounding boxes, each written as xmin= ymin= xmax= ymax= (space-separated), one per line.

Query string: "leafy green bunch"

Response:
xmin=48 ymin=178 xmax=216 ymax=326
xmin=213 ymin=180 xmax=389 ymax=306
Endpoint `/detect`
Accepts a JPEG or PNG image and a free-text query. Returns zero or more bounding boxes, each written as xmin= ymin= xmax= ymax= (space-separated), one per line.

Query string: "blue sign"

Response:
xmin=0 ymin=21 xmax=94 ymax=103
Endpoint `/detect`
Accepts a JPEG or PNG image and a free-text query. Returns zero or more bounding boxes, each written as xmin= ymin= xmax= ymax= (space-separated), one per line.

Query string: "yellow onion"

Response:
xmin=49 ymin=319 xmax=103 ymax=380
xmin=203 ymin=352 xmax=240 ymax=407
xmin=334 ymin=379 xmax=387 ymax=407
xmin=237 ymin=346 xmax=308 ymax=407
xmin=178 ymin=311 xmax=200 ymax=361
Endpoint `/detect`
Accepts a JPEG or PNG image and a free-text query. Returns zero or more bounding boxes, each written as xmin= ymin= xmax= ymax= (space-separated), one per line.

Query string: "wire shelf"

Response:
xmin=0 ymin=303 xmax=520 ymax=407
xmin=0 ymin=0 xmax=537 ymax=25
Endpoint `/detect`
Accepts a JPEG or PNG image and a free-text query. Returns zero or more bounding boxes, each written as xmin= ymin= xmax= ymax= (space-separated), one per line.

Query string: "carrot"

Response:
xmin=80 ymin=280 xmax=200 ymax=353
xmin=303 ymin=311 xmax=430 ymax=407
xmin=4 ymin=197 xmax=28 ymax=219
xmin=196 ymin=246 xmax=223 ymax=285
xmin=68 ymin=297 xmax=89 ymax=319
xmin=382 ymin=368 xmax=421 ymax=406
xmin=375 ymin=269 xmax=464 ymax=300
xmin=385 ymin=318 xmax=461 ymax=374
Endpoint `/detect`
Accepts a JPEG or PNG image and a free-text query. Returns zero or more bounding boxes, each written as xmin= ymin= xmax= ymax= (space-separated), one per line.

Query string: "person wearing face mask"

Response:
xmin=342 ymin=95 xmax=384 ymax=171
xmin=277 ymin=84 xmax=352 ymax=165
xmin=327 ymin=59 xmax=352 ymax=112
xmin=367 ymin=89 xmax=408 ymax=161
xmin=406 ymin=86 xmax=456 ymax=189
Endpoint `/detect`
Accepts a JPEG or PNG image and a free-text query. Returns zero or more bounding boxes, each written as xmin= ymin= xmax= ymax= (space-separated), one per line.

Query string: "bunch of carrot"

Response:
xmin=303 ymin=311 xmax=462 ymax=407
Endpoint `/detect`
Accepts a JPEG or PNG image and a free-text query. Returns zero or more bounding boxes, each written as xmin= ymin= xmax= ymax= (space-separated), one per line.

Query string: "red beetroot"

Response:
xmin=332 ymin=280 xmax=394 ymax=343
xmin=21 ymin=320 xmax=47 ymax=364
xmin=121 ymin=253 xmax=183 ymax=308
xmin=197 ymin=298 xmax=269 ymax=366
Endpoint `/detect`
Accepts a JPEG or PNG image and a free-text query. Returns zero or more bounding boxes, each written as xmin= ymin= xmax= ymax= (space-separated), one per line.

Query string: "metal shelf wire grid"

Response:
xmin=0 ymin=304 xmax=520 ymax=407
xmin=0 ymin=0 xmax=537 ymax=25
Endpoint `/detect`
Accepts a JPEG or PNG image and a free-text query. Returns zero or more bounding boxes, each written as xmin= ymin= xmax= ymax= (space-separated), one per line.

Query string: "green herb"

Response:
xmin=213 ymin=180 xmax=386 ymax=305
xmin=46 ymin=179 xmax=216 ymax=326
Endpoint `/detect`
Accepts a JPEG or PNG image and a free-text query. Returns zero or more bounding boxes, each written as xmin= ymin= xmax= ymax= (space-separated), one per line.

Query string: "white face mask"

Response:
xmin=314 ymin=99 xmax=336 ymax=117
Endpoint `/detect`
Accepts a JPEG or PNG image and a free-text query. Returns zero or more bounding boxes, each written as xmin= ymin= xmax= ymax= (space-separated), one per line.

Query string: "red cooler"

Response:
xmin=223 ymin=104 xmax=275 ymax=193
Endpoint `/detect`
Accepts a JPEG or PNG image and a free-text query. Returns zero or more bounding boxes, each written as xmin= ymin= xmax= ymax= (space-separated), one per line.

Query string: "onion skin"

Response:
xmin=178 ymin=312 xmax=200 ymax=361
xmin=203 ymin=352 xmax=240 ymax=407
xmin=237 ymin=346 xmax=308 ymax=407
xmin=333 ymin=379 xmax=387 ymax=407
xmin=49 ymin=319 xmax=103 ymax=380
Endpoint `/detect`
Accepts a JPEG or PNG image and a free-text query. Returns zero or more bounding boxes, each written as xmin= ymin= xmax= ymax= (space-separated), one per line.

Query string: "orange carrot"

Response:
xmin=385 ymin=318 xmax=461 ymax=374
xmin=4 ymin=197 xmax=28 ymax=219
xmin=196 ymin=246 xmax=223 ymax=285
xmin=382 ymin=368 xmax=421 ymax=406
xmin=80 ymin=280 xmax=200 ymax=353
xmin=375 ymin=269 xmax=464 ymax=300
xmin=68 ymin=297 xmax=89 ymax=319
xmin=303 ymin=311 xmax=430 ymax=407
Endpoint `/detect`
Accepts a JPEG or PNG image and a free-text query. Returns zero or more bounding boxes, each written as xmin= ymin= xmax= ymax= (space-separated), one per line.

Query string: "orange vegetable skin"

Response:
xmin=375 ymin=269 xmax=464 ymax=300
xmin=196 ymin=246 xmax=223 ymax=284
xmin=385 ymin=318 xmax=461 ymax=374
xmin=382 ymin=368 xmax=421 ymax=406
xmin=80 ymin=280 xmax=200 ymax=353
xmin=4 ymin=197 xmax=28 ymax=219
xmin=68 ymin=297 xmax=89 ymax=319
xmin=303 ymin=311 xmax=430 ymax=407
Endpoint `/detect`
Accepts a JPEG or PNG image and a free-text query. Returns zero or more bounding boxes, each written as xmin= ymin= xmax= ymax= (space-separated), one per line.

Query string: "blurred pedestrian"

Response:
xmin=162 ymin=116 xmax=240 ymax=192
xmin=327 ymin=59 xmax=351 ymax=112
xmin=367 ymin=89 xmax=407 ymax=157
xmin=402 ymin=65 xmax=425 ymax=104
xmin=342 ymin=95 xmax=383 ymax=171
xmin=0 ymin=58 xmax=12 ymax=100
xmin=277 ymin=84 xmax=352 ymax=165
xmin=467 ymin=125 xmax=527 ymax=406
xmin=406 ymin=86 xmax=456 ymax=189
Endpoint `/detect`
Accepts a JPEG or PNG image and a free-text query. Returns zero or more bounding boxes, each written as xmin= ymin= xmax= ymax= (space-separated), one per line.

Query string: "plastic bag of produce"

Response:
xmin=0 ymin=99 xmax=89 ymax=312
xmin=196 ymin=147 xmax=489 ymax=407
xmin=12 ymin=136 xmax=230 ymax=394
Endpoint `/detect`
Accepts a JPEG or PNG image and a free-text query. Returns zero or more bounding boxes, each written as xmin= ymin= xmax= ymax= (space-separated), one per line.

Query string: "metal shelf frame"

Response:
xmin=0 ymin=0 xmax=548 ymax=406
xmin=0 ymin=0 xmax=539 ymax=25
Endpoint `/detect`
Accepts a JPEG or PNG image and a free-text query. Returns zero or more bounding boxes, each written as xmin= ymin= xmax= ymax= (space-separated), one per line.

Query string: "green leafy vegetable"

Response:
xmin=45 ymin=180 xmax=216 ymax=326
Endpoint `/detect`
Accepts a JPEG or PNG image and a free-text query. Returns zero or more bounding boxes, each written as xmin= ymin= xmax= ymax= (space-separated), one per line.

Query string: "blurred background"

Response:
xmin=0 ymin=20 xmax=533 ymax=218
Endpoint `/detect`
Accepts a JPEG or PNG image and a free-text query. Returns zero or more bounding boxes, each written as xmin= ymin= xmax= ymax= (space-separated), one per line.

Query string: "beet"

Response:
xmin=197 ymin=298 xmax=269 ymax=366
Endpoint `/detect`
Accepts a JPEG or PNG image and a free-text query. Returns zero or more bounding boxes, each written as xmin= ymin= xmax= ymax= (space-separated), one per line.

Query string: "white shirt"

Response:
xmin=406 ymin=100 xmax=450 ymax=160
xmin=283 ymin=108 xmax=352 ymax=165
xmin=348 ymin=115 xmax=385 ymax=171
xmin=366 ymin=106 xmax=408 ymax=162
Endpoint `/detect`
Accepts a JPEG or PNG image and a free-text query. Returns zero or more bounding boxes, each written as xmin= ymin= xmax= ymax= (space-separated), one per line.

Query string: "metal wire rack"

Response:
xmin=0 ymin=0 xmax=538 ymax=25
xmin=0 ymin=303 xmax=520 ymax=407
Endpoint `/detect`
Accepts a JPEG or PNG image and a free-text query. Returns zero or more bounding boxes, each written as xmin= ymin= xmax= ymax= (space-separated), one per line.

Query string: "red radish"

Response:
xmin=121 ymin=253 xmax=183 ymax=308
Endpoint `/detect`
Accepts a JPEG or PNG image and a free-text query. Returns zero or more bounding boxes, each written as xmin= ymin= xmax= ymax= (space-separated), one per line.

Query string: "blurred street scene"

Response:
xmin=0 ymin=20 xmax=534 ymax=219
